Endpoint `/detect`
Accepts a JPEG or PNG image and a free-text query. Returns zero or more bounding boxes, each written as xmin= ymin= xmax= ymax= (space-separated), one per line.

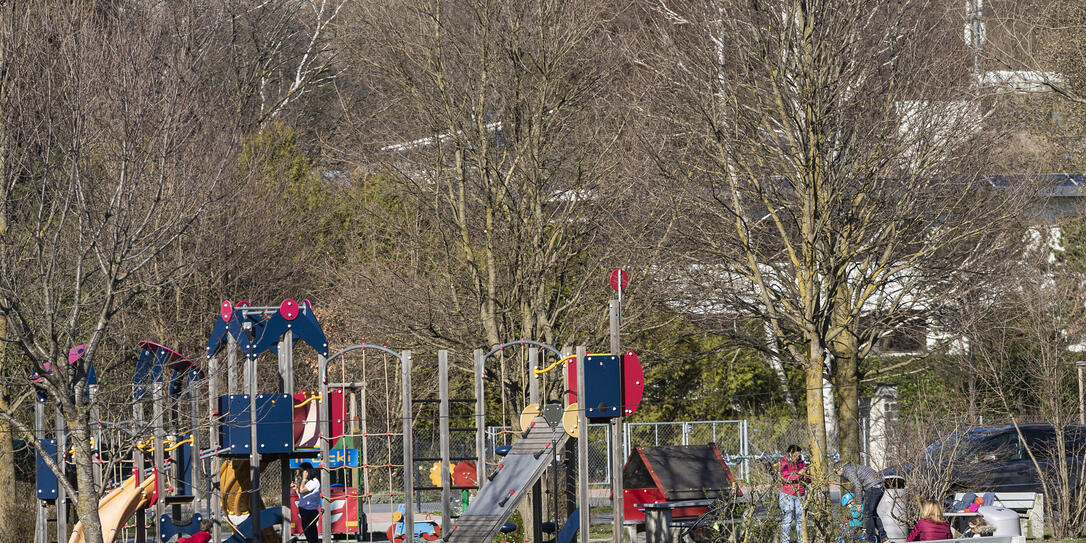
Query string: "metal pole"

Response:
xmin=401 ymin=351 xmax=415 ymax=538
xmin=473 ymin=349 xmax=486 ymax=492
xmin=279 ymin=330 xmax=293 ymax=543
xmin=529 ymin=348 xmax=542 ymax=543
xmin=319 ymin=354 xmax=333 ymax=543
xmin=438 ymin=351 xmax=451 ymax=538
xmin=609 ymin=300 xmax=625 ymax=542
xmin=575 ymin=346 xmax=590 ymax=543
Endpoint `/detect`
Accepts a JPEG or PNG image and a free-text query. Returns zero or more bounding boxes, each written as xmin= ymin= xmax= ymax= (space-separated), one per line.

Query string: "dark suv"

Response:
xmin=887 ymin=424 xmax=1086 ymax=493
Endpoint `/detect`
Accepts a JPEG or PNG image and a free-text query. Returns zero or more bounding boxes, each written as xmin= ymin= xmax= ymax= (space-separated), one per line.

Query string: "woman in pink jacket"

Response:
xmin=907 ymin=501 xmax=952 ymax=541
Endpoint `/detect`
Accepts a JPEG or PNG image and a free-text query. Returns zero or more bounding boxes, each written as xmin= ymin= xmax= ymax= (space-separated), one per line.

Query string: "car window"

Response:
xmin=1020 ymin=429 xmax=1057 ymax=459
xmin=973 ymin=432 xmax=1020 ymax=462
xmin=1065 ymin=427 xmax=1086 ymax=454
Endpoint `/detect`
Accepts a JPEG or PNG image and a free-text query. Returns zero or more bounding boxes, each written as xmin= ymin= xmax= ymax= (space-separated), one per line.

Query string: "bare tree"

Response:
xmin=642 ymin=0 xmax=1025 ymax=479
xmin=0 ymin=3 xmax=240 ymax=541
xmin=333 ymin=0 xmax=642 ymax=365
xmin=972 ymin=222 xmax=1086 ymax=538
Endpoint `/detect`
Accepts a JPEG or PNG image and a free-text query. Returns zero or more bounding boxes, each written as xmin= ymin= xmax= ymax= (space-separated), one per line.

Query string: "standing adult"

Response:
xmin=779 ymin=445 xmax=809 ymax=543
xmin=835 ymin=460 xmax=888 ymax=542
xmin=292 ymin=469 xmax=322 ymax=543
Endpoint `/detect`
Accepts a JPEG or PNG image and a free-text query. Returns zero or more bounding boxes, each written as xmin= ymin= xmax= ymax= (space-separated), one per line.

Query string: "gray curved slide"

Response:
xmin=447 ymin=416 xmax=569 ymax=542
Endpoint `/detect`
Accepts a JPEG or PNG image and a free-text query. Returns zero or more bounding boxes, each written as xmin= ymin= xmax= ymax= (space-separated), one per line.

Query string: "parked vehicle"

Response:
xmin=885 ymin=424 xmax=1086 ymax=493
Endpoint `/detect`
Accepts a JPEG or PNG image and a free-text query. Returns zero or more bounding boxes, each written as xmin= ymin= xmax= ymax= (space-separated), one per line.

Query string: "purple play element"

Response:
xmin=30 ymin=345 xmax=85 ymax=381
xmin=220 ymin=300 xmax=233 ymax=322
xmin=68 ymin=344 xmax=87 ymax=364
xmin=280 ymin=298 xmax=298 ymax=321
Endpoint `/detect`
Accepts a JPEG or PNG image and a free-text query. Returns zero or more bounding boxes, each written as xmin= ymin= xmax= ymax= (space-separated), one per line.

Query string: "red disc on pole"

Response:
xmin=609 ymin=269 xmax=629 ymax=291
xmin=280 ymin=298 xmax=299 ymax=320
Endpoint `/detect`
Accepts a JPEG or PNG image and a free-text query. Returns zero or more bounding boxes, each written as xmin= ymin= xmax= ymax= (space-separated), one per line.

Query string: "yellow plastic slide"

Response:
xmin=68 ymin=474 xmax=157 ymax=543
xmin=220 ymin=459 xmax=278 ymax=543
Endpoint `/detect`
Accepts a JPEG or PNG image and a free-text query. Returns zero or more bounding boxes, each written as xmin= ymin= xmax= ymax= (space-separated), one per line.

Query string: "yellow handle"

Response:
xmin=137 ymin=436 xmax=193 ymax=453
xmin=294 ymin=394 xmax=322 ymax=408
xmin=162 ymin=437 xmax=193 ymax=452
xmin=532 ymin=353 xmax=613 ymax=376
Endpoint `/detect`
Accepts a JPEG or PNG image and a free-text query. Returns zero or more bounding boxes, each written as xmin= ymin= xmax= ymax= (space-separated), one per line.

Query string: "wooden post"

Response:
xmin=133 ymin=402 xmax=146 ymax=543
xmin=34 ymin=395 xmax=47 ymax=543
xmin=246 ymin=348 xmax=261 ymax=539
xmin=562 ymin=346 xmax=575 ymax=522
xmin=529 ymin=348 xmax=543 ymax=543
xmin=610 ymin=300 xmax=625 ymax=542
xmin=576 ymin=346 xmax=590 ymax=543
xmin=474 ymin=349 xmax=486 ymax=493
xmin=55 ymin=406 xmax=67 ymax=542
xmin=360 ymin=380 xmax=372 ymax=532
xmin=438 ymin=350 xmax=451 ymax=538
xmin=207 ymin=353 xmax=222 ymax=543
xmin=151 ymin=372 xmax=166 ymax=536
xmin=401 ymin=351 xmax=415 ymax=537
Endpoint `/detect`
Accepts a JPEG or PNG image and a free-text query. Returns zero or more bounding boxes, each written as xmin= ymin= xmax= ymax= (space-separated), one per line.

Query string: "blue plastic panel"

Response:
xmin=583 ymin=354 xmax=622 ymax=419
xmin=36 ymin=439 xmax=58 ymax=500
xmin=218 ymin=394 xmax=251 ymax=455
xmin=255 ymin=393 xmax=294 ymax=454
xmin=176 ymin=442 xmax=194 ymax=496
xmin=289 ymin=449 xmax=358 ymax=469
xmin=159 ymin=513 xmax=202 ymax=542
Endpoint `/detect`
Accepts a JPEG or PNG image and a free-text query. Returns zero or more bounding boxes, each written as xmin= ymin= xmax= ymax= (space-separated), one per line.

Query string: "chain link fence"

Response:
xmin=247 ymin=419 xmax=870 ymax=506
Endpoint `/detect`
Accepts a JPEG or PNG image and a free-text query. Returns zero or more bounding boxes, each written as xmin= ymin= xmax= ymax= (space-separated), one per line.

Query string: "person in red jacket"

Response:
xmin=177 ymin=519 xmax=212 ymax=543
xmin=907 ymin=501 xmax=952 ymax=541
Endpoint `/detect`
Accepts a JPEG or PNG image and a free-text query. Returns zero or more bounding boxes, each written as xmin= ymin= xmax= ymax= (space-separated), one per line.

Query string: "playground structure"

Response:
xmin=32 ymin=277 xmax=652 ymax=543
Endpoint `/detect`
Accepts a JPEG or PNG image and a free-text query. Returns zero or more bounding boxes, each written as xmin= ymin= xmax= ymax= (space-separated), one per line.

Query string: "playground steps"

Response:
xmin=446 ymin=416 xmax=568 ymax=542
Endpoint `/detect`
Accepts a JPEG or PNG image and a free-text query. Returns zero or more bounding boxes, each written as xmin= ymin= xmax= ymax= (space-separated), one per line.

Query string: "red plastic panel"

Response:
xmin=327 ymin=388 xmax=345 ymax=448
xmin=622 ymin=351 xmax=644 ymax=416
xmin=452 ymin=461 xmax=477 ymax=486
xmin=291 ymin=486 xmax=360 ymax=534
xmin=220 ymin=300 xmax=233 ymax=322
xmin=623 ymin=487 xmax=665 ymax=522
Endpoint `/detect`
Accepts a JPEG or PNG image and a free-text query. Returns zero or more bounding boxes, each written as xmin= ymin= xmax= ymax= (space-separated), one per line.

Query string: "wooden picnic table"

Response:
xmin=636 ymin=500 xmax=716 ymax=543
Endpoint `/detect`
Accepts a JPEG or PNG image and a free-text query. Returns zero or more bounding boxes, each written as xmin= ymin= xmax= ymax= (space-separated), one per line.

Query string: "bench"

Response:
xmin=951 ymin=492 xmax=1043 ymax=539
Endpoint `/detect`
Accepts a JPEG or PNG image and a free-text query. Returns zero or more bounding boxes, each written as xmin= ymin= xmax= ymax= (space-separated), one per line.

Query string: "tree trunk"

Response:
xmin=805 ymin=342 xmax=828 ymax=479
xmin=822 ymin=373 xmax=838 ymax=455
xmin=804 ymin=343 xmax=828 ymax=543
xmin=765 ymin=323 xmax=797 ymax=413
xmin=0 ymin=364 xmax=16 ymax=535
xmin=69 ymin=417 xmax=105 ymax=543
xmin=835 ymin=340 xmax=861 ymax=464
